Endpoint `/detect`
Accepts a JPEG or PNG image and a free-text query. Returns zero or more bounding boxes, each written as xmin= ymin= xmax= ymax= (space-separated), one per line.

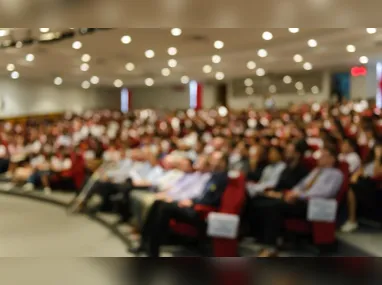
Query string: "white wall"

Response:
xmin=0 ymin=78 xmax=120 ymax=118
xmin=350 ymin=64 xmax=377 ymax=101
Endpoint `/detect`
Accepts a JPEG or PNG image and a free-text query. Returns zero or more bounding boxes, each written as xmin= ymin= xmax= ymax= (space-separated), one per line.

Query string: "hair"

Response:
xmin=324 ymin=146 xmax=338 ymax=161
xmin=343 ymin=138 xmax=359 ymax=154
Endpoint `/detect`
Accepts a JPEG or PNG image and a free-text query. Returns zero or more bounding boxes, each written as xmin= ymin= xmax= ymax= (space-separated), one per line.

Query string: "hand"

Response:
xmin=264 ymin=190 xmax=283 ymax=199
xmin=155 ymin=192 xmax=167 ymax=200
xmin=178 ymin=199 xmax=194 ymax=208
xmin=284 ymin=191 xmax=299 ymax=204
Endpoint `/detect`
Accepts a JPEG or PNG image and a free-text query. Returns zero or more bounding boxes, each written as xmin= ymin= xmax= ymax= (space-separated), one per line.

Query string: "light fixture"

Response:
xmin=215 ymin=72 xmax=225 ymax=80
xmin=171 ymin=28 xmax=182 ymax=36
xmin=346 ymin=45 xmax=356 ymax=53
xmin=256 ymin=68 xmax=265 ymax=76
xmin=303 ymin=62 xmax=313 ymax=70
xmin=54 ymin=77 xmax=63 ymax=85
xmin=90 ymin=76 xmax=99 ymax=84
xmin=295 ymin=81 xmax=303 ymax=90
xmin=161 ymin=68 xmax=171 ymax=76
xmin=311 ymin=86 xmax=320 ymax=94
xmin=247 ymin=61 xmax=256 ymax=70
xmin=283 ymin=75 xmax=292 ymax=84
xmin=293 ymin=54 xmax=303 ymax=62
xmin=81 ymin=80 xmax=90 ymax=89
xmin=72 ymin=41 xmax=82 ymax=50
xmin=39 ymin=28 xmax=50 ymax=33
xmin=114 ymin=79 xmax=123 ymax=88
xmin=203 ymin=65 xmax=212 ymax=73
xmin=11 ymin=71 xmax=19 ymax=79
xmin=168 ymin=59 xmax=177 ymax=67
xmin=81 ymin=54 xmax=91 ymax=62
xmin=125 ymin=62 xmax=135 ymax=71
xmin=212 ymin=55 xmax=221 ymax=63
xmin=145 ymin=78 xmax=154 ymax=86
xmin=145 ymin=50 xmax=155 ymax=58
xmin=15 ymin=41 xmax=23 ymax=48
xmin=181 ymin=75 xmax=190 ymax=84
xmin=307 ymin=39 xmax=317 ymax=47
xmin=167 ymin=47 xmax=177 ymax=56
xmin=244 ymin=78 xmax=253 ymax=86
xmin=0 ymin=29 xmax=10 ymax=37
xmin=359 ymin=56 xmax=369 ymax=64
xmin=25 ymin=54 xmax=35 ymax=62
xmin=268 ymin=85 xmax=277 ymax=93
xmin=6 ymin=63 xmax=15 ymax=71
xmin=288 ymin=28 xmax=299 ymax=33
xmin=245 ymin=87 xmax=254 ymax=95
xmin=214 ymin=40 xmax=224 ymax=49
xmin=262 ymin=31 xmax=273 ymax=40
xmin=257 ymin=49 xmax=268 ymax=57
xmin=121 ymin=35 xmax=132 ymax=44
xmin=80 ymin=63 xmax=89 ymax=71
xmin=366 ymin=28 xmax=377 ymax=34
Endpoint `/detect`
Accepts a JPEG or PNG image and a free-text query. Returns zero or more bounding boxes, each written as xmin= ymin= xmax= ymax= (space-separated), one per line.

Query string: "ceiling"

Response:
xmin=0 ymin=28 xmax=381 ymax=89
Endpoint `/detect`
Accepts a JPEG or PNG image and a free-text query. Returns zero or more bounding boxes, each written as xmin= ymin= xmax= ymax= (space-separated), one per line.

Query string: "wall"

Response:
xmin=0 ymin=78 xmax=120 ymax=118
xmin=350 ymin=64 xmax=377 ymax=101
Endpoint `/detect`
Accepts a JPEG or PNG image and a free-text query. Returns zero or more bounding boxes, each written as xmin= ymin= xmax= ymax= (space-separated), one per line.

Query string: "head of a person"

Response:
xmin=318 ymin=147 xmax=337 ymax=168
xmin=268 ymin=146 xmax=283 ymax=164
xmin=209 ymin=151 xmax=228 ymax=172
xmin=178 ymin=158 xmax=193 ymax=173
xmin=284 ymin=142 xmax=303 ymax=164
xmin=341 ymin=138 xmax=358 ymax=154
xmin=193 ymin=155 xmax=209 ymax=172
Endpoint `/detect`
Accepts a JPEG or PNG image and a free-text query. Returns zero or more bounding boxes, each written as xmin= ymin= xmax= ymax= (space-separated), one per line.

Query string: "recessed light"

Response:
xmin=0 ymin=29 xmax=10 ymax=37
xmin=288 ymin=28 xmax=299 ymax=33
xmin=366 ymin=28 xmax=377 ymax=34
xmin=168 ymin=47 xmax=177 ymax=56
xmin=114 ymin=79 xmax=123 ymax=88
xmin=161 ymin=68 xmax=171 ymax=76
xmin=72 ymin=41 xmax=82 ymax=50
xmin=90 ymin=76 xmax=99 ymax=84
xmin=212 ymin=55 xmax=221 ymax=64
xmin=181 ymin=75 xmax=190 ymax=84
xmin=203 ymin=65 xmax=212 ymax=73
xmin=293 ymin=54 xmax=303 ymax=63
xmin=39 ymin=28 xmax=50 ymax=33
xmin=15 ymin=41 xmax=23 ymax=48
xmin=359 ymin=56 xmax=369 ymax=64
xmin=295 ymin=81 xmax=303 ymax=90
xmin=145 ymin=50 xmax=155 ymax=58
xmin=269 ymin=85 xmax=277 ymax=93
xmin=214 ymin=40 xmax=224 ymax=49
xmin=145 ymin=78 xmax=154 ymax=86
xmin=311 ymin=86 xmax=319 ymax=94
xmin=257 ymin=49 xmax=268 ymax=57
xmin=25 ymin=54 xmax=35 ymax=62
xmin=168 ymin=59 xmax=177 ymax=67
xmin=262 ymin=32 xmax=273 ymax=40
xmin=256 ymin=68 xmax=265 ymax=76
xmin=245 ymin=87 xmax=254 ymax=95
xmin=81 ymin=54 xmax=91 ymax=62
xmin=307 ymin=39 xmax=317 ymax=47
xmin=54 ymin=77 xmax=63 ymax=85
xmin=346 ymin=45 xmax=356 ymax=53
xmin=6 ymin=63 xmax=15 ymax=71
xmin=121 ymin=35 xmax=132 ymax=44
xmin=246 ymin=61 xmax=256 ymax=70
xmin=303 ymin=62 xmax=313 ymax=70
xmin=82 ymin=80 xmax=90 ymax=89
xmin=11 ymin=71 xmax=19 ymax=79
xmin=171 ymin=28 xmax=182 ymax=36
xmin=215 ymin=72 xmax=225 ymax=80
xmin=125 ymin=62 xmax=135 ymax=71
xmin=244 ymin=78 xmax=253 ymax=86
xmin=80 ymin=63 xmax=89 ymax=71
xmin=283 ymin=75 xmax=292 ymax=84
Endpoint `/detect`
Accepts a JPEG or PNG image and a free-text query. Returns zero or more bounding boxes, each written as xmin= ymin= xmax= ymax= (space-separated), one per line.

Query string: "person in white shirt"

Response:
xmin=338 ymin=139 xmax=361 ymax=174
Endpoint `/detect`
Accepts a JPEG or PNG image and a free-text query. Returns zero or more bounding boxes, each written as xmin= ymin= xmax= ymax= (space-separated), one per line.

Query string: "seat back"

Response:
xmin=302 ymin=157 xmax=317 ymax=171
xmin=218 ymin=173 xmax=246 ymax=215
xmin=70 ymin=153 xmax=86 ymax=190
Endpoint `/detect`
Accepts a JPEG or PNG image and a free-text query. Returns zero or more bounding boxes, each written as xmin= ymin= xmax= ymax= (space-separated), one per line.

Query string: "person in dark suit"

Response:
xmin=129 ymin=151 xmax=229 ymax=257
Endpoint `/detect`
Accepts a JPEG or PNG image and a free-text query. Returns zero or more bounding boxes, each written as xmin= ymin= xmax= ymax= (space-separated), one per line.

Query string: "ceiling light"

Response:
xmin=145 ymin=50 xmax=155 ymax=58
xmin=39 ymin=28 xmax=50 ymax=33
xmin=303 ymin=62 xmax=313 ymax=70
xmin=72 ymin=41 xmax=82 ymax=50
xmin=293 ymin=54 xmax=303 ymax=62
xmin=168 ymin=59 xmax=177 ymax=67
xmin=167 ymin=47 xmax=177 ymax=56
xmin=15 ymin=41 xmax=23 ymax=48
xmin=80 ymin=63 xmax=89 ymax=71
xmin=215 ymin=72 xmax=225 ymax=80
xmin=262 ymin=32 xmax=273 ymax=40
xmin=366 ymin=28 xmax=377 ymax=34
xmin=245 ymin=87 xmax=254 ymax=95
xmin=214 ymin=40 xmax=224 ymax=49
xmin=256 ymin=68 xmax=265 ymax=76
xmin=0 ymin=29 xmax=10 ymax=37
xmin=181 ymin=75 xmax=190 ymax=84
xmin=125 ymin=62 xmax=135 ymax=71
xmin=171 ymin=28 xmax=182 ymax=36
xmin=161 ymin=68 xmax=171 ymax=76
xmin=295 ymin=81 xmax=303 ymax=90
xmin=25 ymin=54 xmax=35 ymax=62
xmin=6 ymin=63 xmax=15 ymax=71
xmin=311 ymin=86 xmax=320 ymax=94
xmin=257 ymin=49 xmax=268 ymax=57
xmin=307 ymin=39 xmax=317 ymax=47
xmin=54 ymin=77 xmax=63 ymax=86
xmin=283 ymin=75 xmax=292 ymax=84
xmin=247 ymin=61 xmax=256 ymax=70
xmin=82 ymin=80 xmax=90 ymax=89
xmin=11 ymin=71 xmax=19 ymax=79
xmin=244 ymin=78 xmax=253 ymax=86
xmin=90 ymin=76 xmax=99 ymax=84
xmin=268 ymin=85 xmax=277 ymax=93
xmin=212 ymin=55 xmax=221 ymax=64
xmin=346 ymin=45 xmax=356 ymax=52
xmin=359 ymin=56 xmax=369 ymax=64
xmin=203 ymin=65 xmax=212 ymax=73
xmin=121 ymin=35 xmax=132 ymax=44
xmin=81 ymin=54 xmax=91 ymax=62
xmin=145 ymin=78 xmax=154 ymax=86
xmin=114 ymin=79 xmax=123 ymax=88
xmin=288 ymin=28 xmax=299 ymax=33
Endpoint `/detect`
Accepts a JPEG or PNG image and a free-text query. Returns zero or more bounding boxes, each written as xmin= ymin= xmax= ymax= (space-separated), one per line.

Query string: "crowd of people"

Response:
xmin=0 ymin=99 xmax=381 ymax=256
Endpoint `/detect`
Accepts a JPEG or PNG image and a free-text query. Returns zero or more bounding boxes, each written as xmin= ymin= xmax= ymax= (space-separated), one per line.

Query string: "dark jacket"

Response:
xmin=192 ymin=171 xmax=228 ymax=207
xmin=274 ymin=162 xmax=309 ymax=192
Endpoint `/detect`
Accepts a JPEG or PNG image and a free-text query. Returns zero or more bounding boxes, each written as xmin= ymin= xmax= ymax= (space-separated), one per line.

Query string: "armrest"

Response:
xmin=193 ymin=204 xmax=218 ymax=220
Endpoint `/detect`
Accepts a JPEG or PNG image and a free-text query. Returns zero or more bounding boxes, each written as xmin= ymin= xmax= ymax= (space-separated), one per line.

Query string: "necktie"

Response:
xmin=303 ymin=169 xmax=322 ymax=192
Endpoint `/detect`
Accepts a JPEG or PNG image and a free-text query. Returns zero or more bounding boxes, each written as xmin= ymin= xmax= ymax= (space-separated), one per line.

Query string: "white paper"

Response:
xmin=307 ymin=198 xmax=338 ymax=222
xmin=207 ymin=212 xmax=240 ymax=239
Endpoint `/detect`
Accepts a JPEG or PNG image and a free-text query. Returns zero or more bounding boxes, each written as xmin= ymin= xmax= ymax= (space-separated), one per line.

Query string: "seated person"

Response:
xmin=23 ymin=151 xmax=52 ymax=192
xmin=42 ymin=149 xmax=73 ymax=192
xmin=228 ymin=141 xmax=250 ymax=173
xmin=246 ymin=144 xmax=268 ymax=182
xmin=130 ymin=151 xmax=228 ymax=257
xmin=0 ymin=143 xmax=10 ymax=174
xmin=338 ymin=138 xmax=361 ymax=174
xmin=255 ymin=147 xmax=343 ymax=257
xmin=341 ymin=143 xmax=382 ymax=233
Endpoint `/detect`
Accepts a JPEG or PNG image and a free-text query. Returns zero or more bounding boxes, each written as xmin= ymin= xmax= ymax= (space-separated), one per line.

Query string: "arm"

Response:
xmin=252 ymin=164 xmax=286 ymax=192
xmin=192 ymin=174 xmax=228 ymax=207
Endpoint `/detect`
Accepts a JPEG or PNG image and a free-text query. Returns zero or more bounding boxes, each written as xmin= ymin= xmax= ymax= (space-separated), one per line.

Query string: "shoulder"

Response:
xmin=327 ymin=168 xmax=344 ymax=179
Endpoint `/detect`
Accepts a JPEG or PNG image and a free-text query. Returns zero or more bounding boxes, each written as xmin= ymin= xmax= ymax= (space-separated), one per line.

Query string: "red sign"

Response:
xmin=351 ymin=66 xmax=367 ymax=77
